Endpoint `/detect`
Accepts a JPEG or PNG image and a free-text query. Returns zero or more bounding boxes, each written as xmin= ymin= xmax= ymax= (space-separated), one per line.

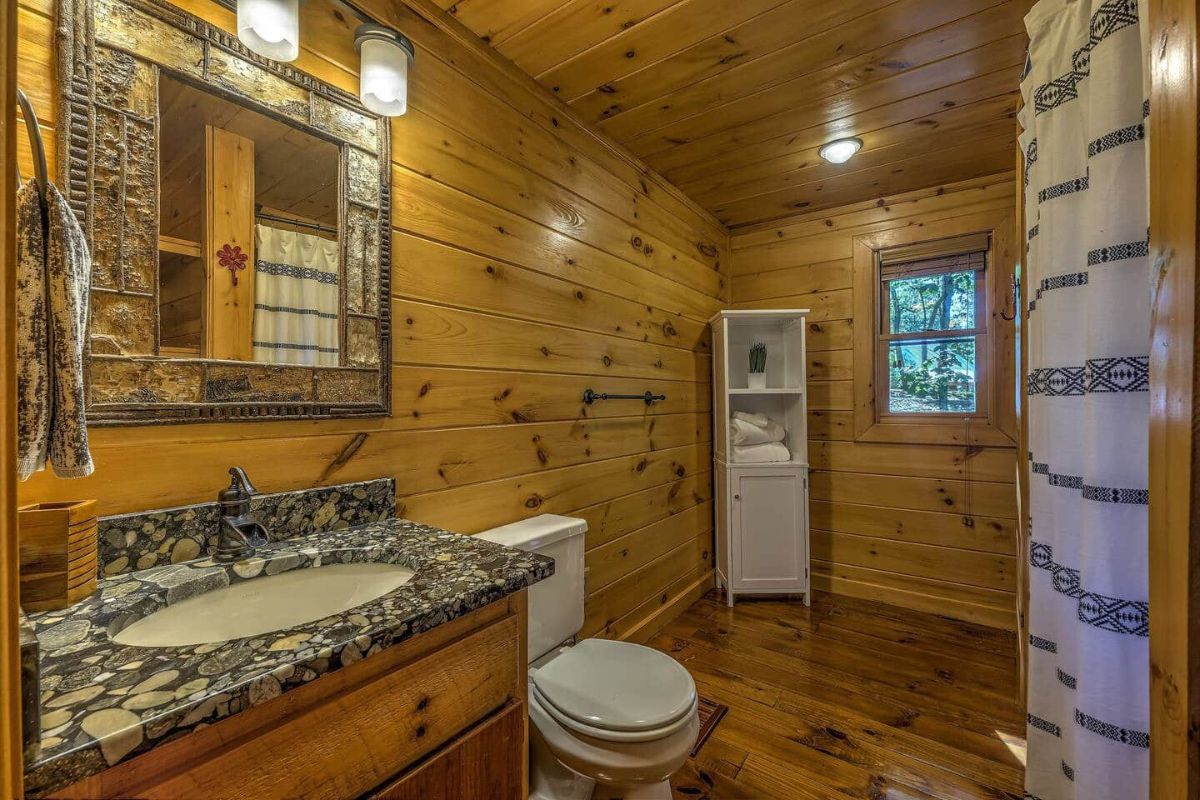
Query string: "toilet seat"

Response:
xmin=529 ymin=639 xmax=697 ymax=743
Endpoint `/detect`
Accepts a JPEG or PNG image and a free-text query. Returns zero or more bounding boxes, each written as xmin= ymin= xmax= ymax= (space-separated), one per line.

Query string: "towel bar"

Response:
xmin=582 ymin=389 xmax=666 ymax=406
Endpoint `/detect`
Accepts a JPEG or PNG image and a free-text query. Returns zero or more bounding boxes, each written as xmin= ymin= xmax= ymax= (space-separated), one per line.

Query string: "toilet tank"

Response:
xmin=475 ymin=514 xmax=586 ymax=661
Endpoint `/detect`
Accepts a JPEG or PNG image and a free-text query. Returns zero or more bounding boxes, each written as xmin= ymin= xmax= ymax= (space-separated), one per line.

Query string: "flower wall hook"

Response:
xmin=217 ymin=243 xmax=249 ymax=286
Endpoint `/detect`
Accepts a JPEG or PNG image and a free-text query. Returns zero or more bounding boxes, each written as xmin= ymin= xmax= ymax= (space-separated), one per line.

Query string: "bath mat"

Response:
xmin=690 ymin=696 xmax=728 ymax=757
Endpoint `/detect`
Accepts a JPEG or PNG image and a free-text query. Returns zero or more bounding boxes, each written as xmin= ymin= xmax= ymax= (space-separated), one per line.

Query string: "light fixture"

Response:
xmin=237 ymin=0 xmax=300 ymax=62
xmin=355 ymin=25 xmax=415 ymax=117
xmin=818 ymin=137 xmax=863 ymax=164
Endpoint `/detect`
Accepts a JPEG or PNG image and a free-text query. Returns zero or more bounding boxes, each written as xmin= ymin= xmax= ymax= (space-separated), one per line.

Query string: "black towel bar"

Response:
xmin=583 ymin=389 xmax=666 ymax=406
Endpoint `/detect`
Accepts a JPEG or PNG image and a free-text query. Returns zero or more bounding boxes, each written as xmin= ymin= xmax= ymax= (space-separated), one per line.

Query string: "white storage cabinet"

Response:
xmin=710 ymin=310 xmax=811 ymax=606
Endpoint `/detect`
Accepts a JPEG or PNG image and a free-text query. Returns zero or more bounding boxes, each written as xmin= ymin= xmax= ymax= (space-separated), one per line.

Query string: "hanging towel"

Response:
xmin=16 ymin=181 xmax=49 ymax=480
xmin=252 ymin=224 xmax=340 ymax=366
xmin=17 ymin=180 xmax=94 ymax=480
xmin=732 ymin=442 xmax=791 ymax=464
xmin=729 ymin=416 xmax=786 ymax=446
xmin=732 ymin=411 xmax=771 ymax=428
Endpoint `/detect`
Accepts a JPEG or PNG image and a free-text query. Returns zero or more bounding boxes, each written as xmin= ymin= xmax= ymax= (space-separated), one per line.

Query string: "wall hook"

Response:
xmin=1000 ymin=274 xmax=1019 ymax=321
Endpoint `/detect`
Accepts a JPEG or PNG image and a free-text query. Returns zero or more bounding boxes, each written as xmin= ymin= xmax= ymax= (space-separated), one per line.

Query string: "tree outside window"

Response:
xmin=877 ymin=249 xmax=987 ymax=417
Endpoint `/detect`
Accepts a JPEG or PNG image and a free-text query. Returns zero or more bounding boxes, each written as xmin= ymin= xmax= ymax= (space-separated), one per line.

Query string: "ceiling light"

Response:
xmin=818 ymin=137 xmax=863 ymax=164
xmin=237 ymin=0 xmax=300 ymax=62
xmin=356 ymin=25 xmax=415 ymax=117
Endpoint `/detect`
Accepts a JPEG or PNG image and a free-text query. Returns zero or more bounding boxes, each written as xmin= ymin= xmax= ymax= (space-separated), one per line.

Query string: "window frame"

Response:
xmin=851 ymin=209 xmax=1017 ymax=447
xmin=876 ymin=247 xmax=989 ymax=421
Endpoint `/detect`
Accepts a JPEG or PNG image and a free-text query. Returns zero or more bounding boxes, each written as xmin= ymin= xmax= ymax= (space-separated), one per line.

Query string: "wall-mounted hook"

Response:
xmin=1000 ymin=274 xmax=1019 ymax=321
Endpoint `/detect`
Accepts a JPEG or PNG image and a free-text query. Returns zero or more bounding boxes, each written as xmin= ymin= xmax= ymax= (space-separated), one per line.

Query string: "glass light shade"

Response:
xmin=357 ymin=30 xmax=414 ymax=117
xmin=237 ymin=0 xmax=300 ymax=62
xmin=818 ymin=137 xmax=863 ymax=164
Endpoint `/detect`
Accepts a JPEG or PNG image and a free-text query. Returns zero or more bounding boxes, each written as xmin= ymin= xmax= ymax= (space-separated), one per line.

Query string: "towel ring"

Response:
xmin=15 ymin=88 xmax=49 ymax=203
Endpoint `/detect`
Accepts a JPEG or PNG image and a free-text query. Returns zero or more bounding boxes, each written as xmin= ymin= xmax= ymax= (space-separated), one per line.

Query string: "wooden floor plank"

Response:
xmin=662 ymin=591 xmax=1025 ymax=800
xmin=676 ymin=605 xmax=1018 ymax=699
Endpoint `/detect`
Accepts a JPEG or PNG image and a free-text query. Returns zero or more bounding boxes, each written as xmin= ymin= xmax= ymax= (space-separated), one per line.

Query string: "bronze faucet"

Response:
xmin=214 ymin=467 xmax=270 ymax=562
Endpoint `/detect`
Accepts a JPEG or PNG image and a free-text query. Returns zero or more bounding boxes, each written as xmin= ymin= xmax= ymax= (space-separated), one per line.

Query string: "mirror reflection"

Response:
xmin=157 ymin=74 xmax=341 ymax=365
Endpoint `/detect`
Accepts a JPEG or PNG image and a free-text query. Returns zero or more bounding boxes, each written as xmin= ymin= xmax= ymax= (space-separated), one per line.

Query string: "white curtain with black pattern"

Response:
xmin=1019 ymin=1 xmax=1149 ymax=798
xmin=252 ymin=224 xmax=341 ymax=366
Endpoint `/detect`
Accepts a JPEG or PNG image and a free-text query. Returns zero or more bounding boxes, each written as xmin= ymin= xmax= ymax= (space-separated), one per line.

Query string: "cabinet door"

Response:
xmin=369 ymin=701 xmax=525 ymax=800
xmin=732 ymin=470 xmax=807 ymax=592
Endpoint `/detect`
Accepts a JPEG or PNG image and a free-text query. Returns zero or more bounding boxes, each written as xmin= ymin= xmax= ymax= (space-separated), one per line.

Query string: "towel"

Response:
xmin=733 ymin=411 xmax=771 ymax=427
xmin=732 ymin=442 xmax=792 ymax=463
xmin=17 ymin=180 xmax=94 ymax=480
xmin=729 ymin=417 xmax=786 ymax=446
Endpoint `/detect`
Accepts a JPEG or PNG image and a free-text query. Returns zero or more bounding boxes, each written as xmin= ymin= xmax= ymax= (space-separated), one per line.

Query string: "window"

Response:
xmin=878 ymin=244 xmax=987 ymax=416
xmin=851 ymin=219 xmax=1015 ymax=448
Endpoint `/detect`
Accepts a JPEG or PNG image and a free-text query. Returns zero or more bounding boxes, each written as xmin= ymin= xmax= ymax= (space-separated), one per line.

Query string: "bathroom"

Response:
xmin=0 ymin=0 xmax=1192 ymax=797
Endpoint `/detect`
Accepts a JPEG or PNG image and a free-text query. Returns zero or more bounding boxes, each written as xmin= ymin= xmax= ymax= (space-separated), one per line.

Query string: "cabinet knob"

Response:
xmin=733 ymin=494 xmax=740 ymax=500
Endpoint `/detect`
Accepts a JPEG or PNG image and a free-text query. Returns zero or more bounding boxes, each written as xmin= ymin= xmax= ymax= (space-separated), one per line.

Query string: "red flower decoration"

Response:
xmin=217 ymin=243 xmax=249 ymax=286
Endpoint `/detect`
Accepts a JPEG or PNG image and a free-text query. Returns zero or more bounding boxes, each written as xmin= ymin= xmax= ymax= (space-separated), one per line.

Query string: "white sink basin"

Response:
xmin=112 ymin=562 xmax=416 ymax=647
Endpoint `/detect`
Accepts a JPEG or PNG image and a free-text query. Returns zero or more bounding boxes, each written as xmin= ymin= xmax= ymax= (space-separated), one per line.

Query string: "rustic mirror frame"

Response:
xmin=57 ymin=0 xmax=392 ymax=424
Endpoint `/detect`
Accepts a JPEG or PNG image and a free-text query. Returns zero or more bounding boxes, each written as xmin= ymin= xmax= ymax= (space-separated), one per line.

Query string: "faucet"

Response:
xmin=214 ymin=467 xmax=270 ymax=562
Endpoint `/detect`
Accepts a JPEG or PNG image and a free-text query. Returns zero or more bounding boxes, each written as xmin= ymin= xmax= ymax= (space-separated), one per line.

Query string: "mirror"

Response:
xmin=158 ymin=74 xmax=341 ymax=363
xmin=58 ymin=0 xmax=392 ymax=423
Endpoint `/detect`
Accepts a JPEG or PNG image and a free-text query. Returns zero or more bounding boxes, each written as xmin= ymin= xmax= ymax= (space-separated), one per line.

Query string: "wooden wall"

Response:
xmin=729 ymin=173 xmax=1019 ymax=628
xmin=14 ymin=0 xmax=727 ymax=640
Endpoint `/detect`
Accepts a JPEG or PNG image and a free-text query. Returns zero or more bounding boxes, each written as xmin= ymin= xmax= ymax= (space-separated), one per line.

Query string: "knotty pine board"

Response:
xmin=730 ymin=174 xmax=1019 ymax=628
xmin=15 ymin=0 xmax=724 ymax=640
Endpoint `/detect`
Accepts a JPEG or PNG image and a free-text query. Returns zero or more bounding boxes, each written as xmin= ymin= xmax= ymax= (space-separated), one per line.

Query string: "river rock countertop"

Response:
xmin=24 ymin=518 xmax=553 ymax=796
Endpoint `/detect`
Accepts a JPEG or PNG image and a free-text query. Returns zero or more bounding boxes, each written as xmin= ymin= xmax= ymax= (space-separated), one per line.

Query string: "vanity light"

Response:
xmin=355 ymin=25 xmax=415 ymax=117
xmin=818 ymin=137 xmax=863 ymax=165
xmin=237 ymin=0 xmax=300 ymax=62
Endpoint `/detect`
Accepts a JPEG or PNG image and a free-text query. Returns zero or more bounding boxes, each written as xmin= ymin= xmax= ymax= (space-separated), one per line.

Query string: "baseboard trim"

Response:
xmin=620 ymin=569 xmax=715 ymax=644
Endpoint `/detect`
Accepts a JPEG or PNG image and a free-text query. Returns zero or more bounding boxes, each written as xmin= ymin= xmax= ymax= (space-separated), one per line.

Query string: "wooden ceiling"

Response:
xmin=434 ymin=0 xmax=1033 ymax=228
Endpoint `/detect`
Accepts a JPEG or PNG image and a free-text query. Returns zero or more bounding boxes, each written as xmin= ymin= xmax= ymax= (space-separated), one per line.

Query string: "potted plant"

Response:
xmin=748 ymin=341 xmax=767 ymax=389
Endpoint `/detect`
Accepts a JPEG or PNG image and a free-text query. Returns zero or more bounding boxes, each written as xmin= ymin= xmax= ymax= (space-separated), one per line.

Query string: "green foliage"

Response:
xmin=888 ymin=339 xmax=975 ymax=412
xmin=884 ymin=268 xmax=978 ymax=413
xmin=748 ymin=342 xmax=767 ymax=373
xmin=888 ymin=270 xmax=975 ymax=334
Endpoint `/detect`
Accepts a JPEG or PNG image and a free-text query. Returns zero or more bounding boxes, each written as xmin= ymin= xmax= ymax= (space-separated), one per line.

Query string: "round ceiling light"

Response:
xmin=818 ymin=137 xmax=863 ymax=164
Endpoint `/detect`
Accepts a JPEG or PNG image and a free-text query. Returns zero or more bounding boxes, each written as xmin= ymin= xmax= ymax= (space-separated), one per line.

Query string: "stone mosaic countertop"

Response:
xmin=24 ymin=518 xmax=553 ymax=797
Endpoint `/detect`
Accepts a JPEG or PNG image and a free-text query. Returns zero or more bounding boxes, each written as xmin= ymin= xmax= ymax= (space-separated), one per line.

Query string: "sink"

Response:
xmin=112 ymin=562 xmax=416 ymax=647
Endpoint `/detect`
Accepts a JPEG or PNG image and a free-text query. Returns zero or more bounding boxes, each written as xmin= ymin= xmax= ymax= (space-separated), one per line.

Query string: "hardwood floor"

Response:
xmin=650 ymin=591 xmax=1025 ymax=799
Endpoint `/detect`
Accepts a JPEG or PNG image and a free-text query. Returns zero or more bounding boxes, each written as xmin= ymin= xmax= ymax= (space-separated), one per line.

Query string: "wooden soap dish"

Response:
xmin=18 ymin=500 xmax=98 ymax=612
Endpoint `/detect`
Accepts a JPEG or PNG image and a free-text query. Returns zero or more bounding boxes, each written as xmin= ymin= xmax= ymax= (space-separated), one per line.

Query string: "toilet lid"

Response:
xmin=530 ymin=639 xmax=696 ymax=733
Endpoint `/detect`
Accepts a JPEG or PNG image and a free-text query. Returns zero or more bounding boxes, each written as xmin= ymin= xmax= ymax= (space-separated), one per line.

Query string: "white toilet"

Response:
xmin=477 ymin=514 xmax=699 ymax=800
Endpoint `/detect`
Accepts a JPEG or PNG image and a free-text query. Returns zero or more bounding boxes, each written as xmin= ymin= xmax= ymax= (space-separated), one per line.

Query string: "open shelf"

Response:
xmin=159 ymin=234 xmax=201 ymax=257
xmin=729 ymin=387 xmax=804 ymax=395
xmin=725 ymin=459 xmax=810 ymax=468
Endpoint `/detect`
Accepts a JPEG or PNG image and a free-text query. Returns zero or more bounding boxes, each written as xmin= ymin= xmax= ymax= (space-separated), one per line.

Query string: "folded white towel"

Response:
xmin=733 ymin=411 xmax=771 ymax=428
xmin=729 ymin=417 xmax=785 ymax=446
xmin=732 ymin=442 xmax=792 ymax=463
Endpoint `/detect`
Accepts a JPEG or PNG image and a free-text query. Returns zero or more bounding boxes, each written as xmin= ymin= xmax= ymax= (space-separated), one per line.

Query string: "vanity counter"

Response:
xmin=24 ymin=518 xmax=553 ymax=797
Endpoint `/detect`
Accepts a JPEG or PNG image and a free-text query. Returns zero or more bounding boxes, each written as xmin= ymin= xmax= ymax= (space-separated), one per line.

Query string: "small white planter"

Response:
xmin=747 ymin=371 xmax=767 ymax=390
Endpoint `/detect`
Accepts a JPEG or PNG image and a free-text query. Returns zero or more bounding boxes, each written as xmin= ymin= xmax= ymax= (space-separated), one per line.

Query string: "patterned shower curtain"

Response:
xmin=1018 ymin=1 xmax=1149 ymax=798
xmin=252 ymin=224 xmax=341 ymax=367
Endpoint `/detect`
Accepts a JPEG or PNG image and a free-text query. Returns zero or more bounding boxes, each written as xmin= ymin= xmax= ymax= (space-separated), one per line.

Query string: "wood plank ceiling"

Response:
xmin=433 ymin=0 xmax=1035 ymax=228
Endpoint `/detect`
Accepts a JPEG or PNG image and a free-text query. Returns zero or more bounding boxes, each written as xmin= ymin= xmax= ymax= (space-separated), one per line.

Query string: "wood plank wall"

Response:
xmin=13 ymin=0 xmax=728 ymax=640
xmin=729 ymin=173 xmax=1019 ymax=628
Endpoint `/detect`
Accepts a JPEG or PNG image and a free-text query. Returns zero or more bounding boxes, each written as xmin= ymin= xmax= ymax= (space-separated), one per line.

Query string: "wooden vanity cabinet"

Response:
xmin=368 ymin=700 xmax=525 ymax=800
xmin=51 ymin=592 xmax=529 ymax=800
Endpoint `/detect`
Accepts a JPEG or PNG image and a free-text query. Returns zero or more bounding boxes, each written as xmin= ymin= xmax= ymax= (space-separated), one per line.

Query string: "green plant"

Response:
xmin=748 ymin=342 xmax=767 ymax=373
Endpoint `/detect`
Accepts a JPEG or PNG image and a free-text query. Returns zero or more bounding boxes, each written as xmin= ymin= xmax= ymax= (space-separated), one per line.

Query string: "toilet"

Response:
xmin=477 ymin=514 xmax=699 ymax=800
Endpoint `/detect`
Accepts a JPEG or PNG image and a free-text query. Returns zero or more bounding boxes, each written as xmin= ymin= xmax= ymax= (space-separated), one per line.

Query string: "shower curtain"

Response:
xmin=1019 ymin=1 xmax=1149 ymax=798
xmin=252 ymin=224 xmax=340 ymax=367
